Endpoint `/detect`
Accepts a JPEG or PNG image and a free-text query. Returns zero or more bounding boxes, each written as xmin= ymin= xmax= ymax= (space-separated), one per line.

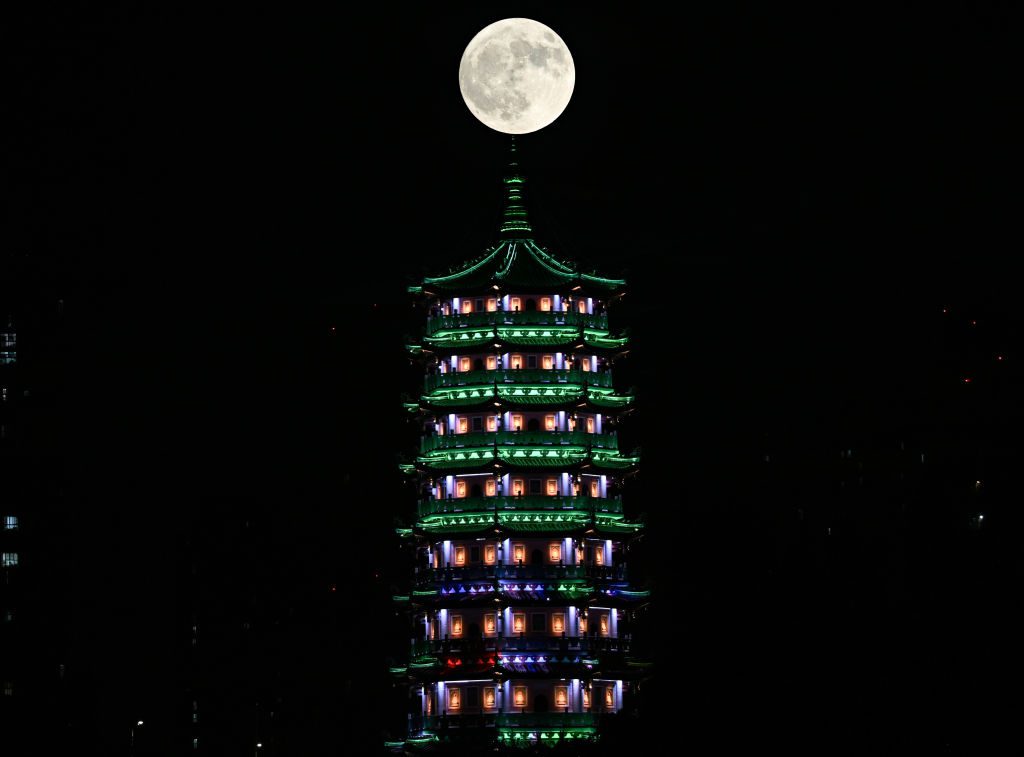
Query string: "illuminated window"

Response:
xmin=567 ymin=416 xmax=576 ymax=431
xmin=459 ymin=357 xmax=471 ymax=372
xmin=548 ymin=543 xmax=562 ymax=563
xmin=542 ymin=354 xmax=553 ymax=369
xmin=595 ymin=548 xmax=604 ymax=566
xmin=432 ymin=551 xmax=439 ymax=569
xmin=577 ymin=299 xmax=586 ymax=313
xmin=486 ymin=416 xmax=497 ymax=432
xmin=586 ymin=417 xmax=595 ymax=433
xmin=3 ymin=516 xmax=16 ymax=530
xmin=590 ymin=480 xmax=599 ymax=497
xmin=551 ymin=613 xmax=565 ymax=634
xmin=483 ymin=544 xmax=496 ymax=564
xmin=485 ymin=479 xmax=496 ymax=496
xmin=483 ymin=687 xmax=496 ymax=709
xmin=540 ymin=297 xmax=551 ymax=311
xmin=1 ymin=553 xmax=17 ymax=568
xmin=604 ymin=686 xmax=614 ymax=708
xmin=486 ymin=355 xmax=497 ymax=370
xmin=582 ymin=357 xmax=591 ymax=372
xmin=511 ymin=414 xmax=523 ymax=431
xmin=456 ymin=480 xmax=467 ymax=498
xmin=544 ymin=415 xmax=556 ymax=431
xmin=513 ymin=613 xmax=525 ymax=634
xmin=426 ymin=691 xmax=434 ymax=714
xmin=457 ymin=417 xmax=469 ymax=434
xmin=578 ymin=615 xmax=588 ymax=634
xmin=546 ymin=478 xmax=558 ymax=496
xmin=451 ymin=615 xmax=463 ymax=637
xmin=512 ymin=479 xmax=524 ymax=497
xmin=461 ymin=300 xmax=473 ymax=314
xmin=599 ymin=613 xmax=609 ymax=636
xmin=484 ymin=613 xmax=497 ymax=635
xmin=555 ymin=685 xmax=568 ymax=708
xmin=513 ymin=686 xmax=527 ymax=708
xmin=454 ymin=546 xmax=466 ymax=566
xmin=510 ymin=297 xmax=522 ymax=312
xmin=448 ymin=687 xmax=462 ymax=710
xmin=487 ymin=298 xmax=497 ymax=312
xmin=513 ymin=544 xmax=526 ymax=564
xmin=510 ymin=354 xmax=523 ymax=370
xmin=430 ymin=618 xmax=438 ymax=639
xmin=582 ymin=687 xmax=591 ymax=708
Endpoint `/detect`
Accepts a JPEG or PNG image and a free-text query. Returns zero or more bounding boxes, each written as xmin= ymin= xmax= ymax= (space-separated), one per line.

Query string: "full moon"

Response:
xmin=458 ymin=18 xmax=575 ymax=135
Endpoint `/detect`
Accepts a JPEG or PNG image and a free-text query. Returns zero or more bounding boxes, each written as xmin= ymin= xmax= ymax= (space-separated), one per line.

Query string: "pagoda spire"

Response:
xmin=499 ymin=136 xmax=533 ymax=238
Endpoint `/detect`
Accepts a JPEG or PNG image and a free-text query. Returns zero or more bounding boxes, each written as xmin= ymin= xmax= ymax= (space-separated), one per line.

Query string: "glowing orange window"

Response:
xmin=548 ymin=543 xmax=562 ymax=563
xmin=486 ymin=298 xmax=497 ymax=312
xmin=512 ymin=479 xmax=524 ymax=496
xmin=483 ymin=613 xmax=497 ymax=635
xmin=555 ymin=685 xmax=568 ymax=708
xmin=604 ymin=686 xmax=614 ymax=708
xmin=459 ymin=357 xmax=471 ymax=373
xmin=599 ymin=613 xmax=609 ymax=636
xmin=540 ymin=297 xmax=551 ymax=311
xmin=486 ymin=416 xmax=498 ymax=432
xmin=510 ymin=354 xmax=523 ymax=370
xmin=542 ymin=354 xmax=553 ymax=369
xmin=513 ymin=613 xmax=526 ymax=634
xmin=454 ymin=546 xmax=466 ymax=565
xmin=586 ymin=417 xmax=595 ymax=434
xmin=458 ymin=417 xmax=469 ymax=434
xmin=483 ymin=687 xmax=496 ymax=709
xmin=513 ymin=686 xmax=527 ymax=708
xmin=513 ymin=544 xmax=526 ymax=564
xmin=486 ymin=355 xmax=497 ymax=370
xmin=484 ymin=544 xmax=496 ymax=564
xmin=448 ymin=687 xmax=462 ymax=709
xmin=462 ymin=300 xmax=473 ymax=313
xmin=510 ymin=297 xmax=522 ymax=312
xmin=595 ymin=547 xmax=604 ymax=566
xmin=590 ymin=480 xmax=599 ymax=497
xmin=551 ymin=613 xmax=565 ymax=634
xmin=432 ymin=551 xmax=439 ymax=569
xmin=567 ymin=416 xmax=576 ymax=431
xmin=430 ymin=617 xmax=438 ymax=639
xmin=546 ymin=478 xmax=558 ymax=496
xmin=456 ymin=480 xmax=467 ymax=498
xmin=577 ymin=300 xmax=586 ymax=313
xmin=485 ymin=479 xmax=496 ymax=496
xmin=578 ymin=615 xmax=588 ymax=634
xmin=582 ymin=687 xmax=591 ymax=708
xmin=511 ymin=414 xmax=524 ymax=431
xmin=426 ymin=692 xmax=434 ymax=714
xmin=582 ymin=357 xmax=591 ymax=372
xmin=451 ymin=615 xmax=464 ymax=637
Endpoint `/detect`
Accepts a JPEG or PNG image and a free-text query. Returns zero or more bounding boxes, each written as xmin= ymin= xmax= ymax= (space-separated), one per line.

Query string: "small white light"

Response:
xmin=257 ymin=744 xmax=262 ymax=749
xmin=137 ymin=721 xmax=144 ymax=726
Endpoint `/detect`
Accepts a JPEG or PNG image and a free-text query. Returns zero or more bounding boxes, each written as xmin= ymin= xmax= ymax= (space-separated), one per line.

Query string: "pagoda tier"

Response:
xmin=391 ymin=145 xmax=649 ymax=752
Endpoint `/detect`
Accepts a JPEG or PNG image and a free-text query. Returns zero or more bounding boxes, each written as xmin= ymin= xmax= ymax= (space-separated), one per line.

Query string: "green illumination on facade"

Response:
xmin=415 ymin=445 xmax=639 ymax=471
xmin=413 ymin=510 xmax=644 ymax=535
xmin=420 ymin=429 xmax=618 ymax=453
xmin=422 ymin=325 xmax=628 ymax=351
xmin=425 ymin=309 xmax=608 ymax=334
xmin=420 ymin=384 xmax=633 ymax=408
xmin=417 ymin=495 xmax=624 ymax=517
xmin=425 ymin=367 xmax=614 ymax=391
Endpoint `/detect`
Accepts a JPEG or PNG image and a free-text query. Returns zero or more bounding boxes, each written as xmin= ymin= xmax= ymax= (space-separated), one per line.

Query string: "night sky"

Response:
xmin=7 ymin=3 xmax=1022 ymax=754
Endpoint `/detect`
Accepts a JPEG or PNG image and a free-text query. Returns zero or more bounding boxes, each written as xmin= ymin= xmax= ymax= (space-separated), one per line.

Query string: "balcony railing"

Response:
xmin=427 ymin=310 xmax=608 ymax=335
xmin=414 ymin=563 xmax=627 ymax=585
xmin=425 ymin=368 xmax=614 ymax=392
xmin=418 ymin=712 xmax=599 ymax=730
xmin=410 ymin=636 xmax=630 ymax=656
xmin=421 ymin=429 xmax=617 ymax=454
xmin=417 ymin=495 xmax=624 ymax=517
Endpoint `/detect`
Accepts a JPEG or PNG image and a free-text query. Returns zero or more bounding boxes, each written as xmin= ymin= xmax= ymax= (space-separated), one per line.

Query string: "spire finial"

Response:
xmin=499 ymin=137 xmax=532 ymax=237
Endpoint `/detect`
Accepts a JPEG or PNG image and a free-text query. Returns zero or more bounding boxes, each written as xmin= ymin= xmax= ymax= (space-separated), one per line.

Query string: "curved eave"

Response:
xmin=421 ymin=326 xmax=629 ymax=353
xmin=418 ymin=385 xmax=635 ymax=410
xmin=414 ymin=447 xmax=640 ymax=473
xmin=412 ymin=511 xmax=644 ymax=537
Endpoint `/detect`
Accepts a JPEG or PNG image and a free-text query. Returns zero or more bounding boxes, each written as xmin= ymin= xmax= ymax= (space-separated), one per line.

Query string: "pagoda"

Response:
xmin=389 ymin=145 xmax=650 ymax=751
